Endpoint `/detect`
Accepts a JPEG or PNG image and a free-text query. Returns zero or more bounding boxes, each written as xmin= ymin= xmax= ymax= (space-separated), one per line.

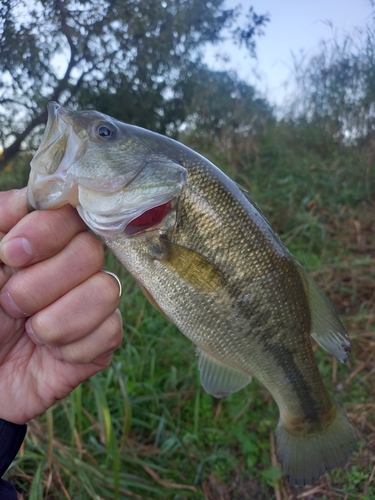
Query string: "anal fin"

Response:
xmin=197 ymin=349 xmax=252 ymax=398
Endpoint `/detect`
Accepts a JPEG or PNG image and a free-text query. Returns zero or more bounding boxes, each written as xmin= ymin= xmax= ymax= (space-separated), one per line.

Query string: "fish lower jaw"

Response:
xmin=76 ymin=206 xmax=129 ymax=237
xmin=78 ymin=200 xmax=176 ymax=238
xmin=27 ymin=175 xmax=79 ymax=211
xmin=76 ymin=208 xmax=171 ymax=239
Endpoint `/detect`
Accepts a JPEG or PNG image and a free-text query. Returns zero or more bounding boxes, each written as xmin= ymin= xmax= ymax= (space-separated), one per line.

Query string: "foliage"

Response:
xmin=2 ymin=128 xmax=374 ymax=498
xmin=0 ymin=0 xmax=269 ymax=168
xmin=289 ymin=15 xmax=375 ymax=145
xmin=179 ymin=65 xmax=274 ymax=171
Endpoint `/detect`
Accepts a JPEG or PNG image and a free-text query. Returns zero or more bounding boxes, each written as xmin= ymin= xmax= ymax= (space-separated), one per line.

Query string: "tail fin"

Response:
xmin=276 ymin=404 xmax=357 ymax=486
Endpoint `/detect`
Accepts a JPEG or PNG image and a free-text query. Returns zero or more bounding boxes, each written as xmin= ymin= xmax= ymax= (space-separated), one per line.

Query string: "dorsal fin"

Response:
xmin=297 ymin=265 xmax=351 ymax=364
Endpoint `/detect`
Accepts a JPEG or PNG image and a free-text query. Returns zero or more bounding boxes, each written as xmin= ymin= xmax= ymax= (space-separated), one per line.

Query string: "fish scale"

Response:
xmin=27 ymin=102 xmax=357 ymax=485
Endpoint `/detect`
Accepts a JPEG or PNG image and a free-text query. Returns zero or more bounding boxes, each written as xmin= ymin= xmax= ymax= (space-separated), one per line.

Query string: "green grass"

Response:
xmin=1 ymin=116 xmax=375 ymax=499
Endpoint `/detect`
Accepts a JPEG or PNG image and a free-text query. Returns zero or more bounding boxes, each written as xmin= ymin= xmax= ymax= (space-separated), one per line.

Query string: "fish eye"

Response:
xmin=96 ymin=123 xmax=116 ymax=139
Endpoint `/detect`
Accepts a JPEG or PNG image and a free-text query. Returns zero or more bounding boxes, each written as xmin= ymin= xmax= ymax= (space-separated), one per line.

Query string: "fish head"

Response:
xmin=27 ymin=102 xmax=187 ymax=237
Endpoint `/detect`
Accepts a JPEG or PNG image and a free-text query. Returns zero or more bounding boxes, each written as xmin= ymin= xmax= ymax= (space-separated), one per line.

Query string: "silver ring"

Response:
xmin=102 ymin=270 xmax=122 ymax=298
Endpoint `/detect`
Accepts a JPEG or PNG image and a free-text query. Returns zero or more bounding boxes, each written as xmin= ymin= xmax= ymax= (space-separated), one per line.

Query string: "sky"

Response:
xmin=204 ymin=0 xmax=373 ymax=107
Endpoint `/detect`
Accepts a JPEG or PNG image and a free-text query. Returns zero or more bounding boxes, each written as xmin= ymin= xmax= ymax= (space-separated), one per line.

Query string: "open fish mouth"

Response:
xmin=32 ymin=102 xmax=70 ymax=173
xmin=27 ymin=102 xmax=188 ymax=237
xmin=27 ymin=102 xmax=85 ymax=210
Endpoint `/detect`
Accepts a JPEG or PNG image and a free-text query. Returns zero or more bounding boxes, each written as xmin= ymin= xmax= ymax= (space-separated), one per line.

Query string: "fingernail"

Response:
xmin=0 ymin=291 xmax=28 ymax=318
xmin=25 ymin=320 xmax=45 ymax=346
xmin=49 ymin=346 xmax=63 ymax=360
xmin=0 ymin=237 xmax=33 ymax=267
xmin=114 ymin=308 xmax=123 ymax=323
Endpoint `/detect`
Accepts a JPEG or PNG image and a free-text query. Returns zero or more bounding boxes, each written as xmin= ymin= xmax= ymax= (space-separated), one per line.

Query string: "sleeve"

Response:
xmin=0 ymin=418 xmax=27 ymax=500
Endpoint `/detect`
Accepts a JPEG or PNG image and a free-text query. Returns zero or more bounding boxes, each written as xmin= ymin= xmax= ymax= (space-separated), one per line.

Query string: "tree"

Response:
xmin=177 ymin=64 xmax=274 ymax=173
xmin=0 ymin=0 xmax=269 ymax=169
xmin=289 ymin=14 xmax=375 ymax=145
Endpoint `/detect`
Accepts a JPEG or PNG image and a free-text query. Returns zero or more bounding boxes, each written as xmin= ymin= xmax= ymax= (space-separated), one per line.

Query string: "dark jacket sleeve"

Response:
xmin=0 ymin=419 xmax=27 ymax=500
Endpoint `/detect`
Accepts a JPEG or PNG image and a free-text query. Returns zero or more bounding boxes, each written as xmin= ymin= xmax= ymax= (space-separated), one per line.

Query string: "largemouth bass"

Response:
xmin=27 ymin=102 xmax=357 ymax=485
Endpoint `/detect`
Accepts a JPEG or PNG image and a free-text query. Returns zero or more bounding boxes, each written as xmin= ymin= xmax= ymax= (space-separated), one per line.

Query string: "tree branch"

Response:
xmin=0 ymin=109 xmax=47 ymax=170
xmin=0 ymin=1 xmax=81 ymax=169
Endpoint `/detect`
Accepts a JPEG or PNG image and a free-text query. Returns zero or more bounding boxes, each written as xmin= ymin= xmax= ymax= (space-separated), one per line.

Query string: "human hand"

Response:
xmin=0 ymin=188 xmax=123 ymax=424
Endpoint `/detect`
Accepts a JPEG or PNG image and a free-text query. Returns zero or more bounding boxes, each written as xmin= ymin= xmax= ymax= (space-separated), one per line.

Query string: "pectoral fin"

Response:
xmin=158 ymin=239 xmax=224 ymax=293
xmin=298 ymin=265 xmax=351 ymax=364
xmin=197 ymin=349 xmax=252 ymax=398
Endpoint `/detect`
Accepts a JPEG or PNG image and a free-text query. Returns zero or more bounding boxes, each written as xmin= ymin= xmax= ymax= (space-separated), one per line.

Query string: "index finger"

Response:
xmin=0 ymin=191 xmax=88 ymax=268
xmin=0 ymin=188 xmax=29 ymax=235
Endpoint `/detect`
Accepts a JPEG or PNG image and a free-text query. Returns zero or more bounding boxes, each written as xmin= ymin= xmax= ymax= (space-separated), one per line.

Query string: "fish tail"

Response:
xmin=276 ymin=403 xmax=357 ymax=486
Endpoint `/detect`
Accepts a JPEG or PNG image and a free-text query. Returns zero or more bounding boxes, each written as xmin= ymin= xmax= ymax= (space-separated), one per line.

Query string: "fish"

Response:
xmin=27 ymin=101 xmax=357 ymax=486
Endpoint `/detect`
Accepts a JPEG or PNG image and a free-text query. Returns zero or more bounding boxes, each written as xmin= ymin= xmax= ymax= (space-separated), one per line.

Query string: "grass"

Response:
xmin=1 ymin=117 xmax=375 ymax=499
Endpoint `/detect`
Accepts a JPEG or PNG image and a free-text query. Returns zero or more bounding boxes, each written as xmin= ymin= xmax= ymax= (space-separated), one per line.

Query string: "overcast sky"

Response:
xmin=204 ymin=0 xmax=373 ymax=106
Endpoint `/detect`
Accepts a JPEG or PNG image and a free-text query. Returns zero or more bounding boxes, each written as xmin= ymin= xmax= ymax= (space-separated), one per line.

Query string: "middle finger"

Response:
xmin=0 ymin=231 xmax=104 ymax=318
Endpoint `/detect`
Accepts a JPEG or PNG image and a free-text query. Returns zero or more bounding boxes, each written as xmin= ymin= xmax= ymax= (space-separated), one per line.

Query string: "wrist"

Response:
xmin=0 ymin=412 xmax=29 ymax=426
xmin=0 ymin=418 xmax=27 ymax=478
